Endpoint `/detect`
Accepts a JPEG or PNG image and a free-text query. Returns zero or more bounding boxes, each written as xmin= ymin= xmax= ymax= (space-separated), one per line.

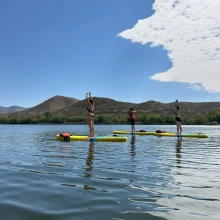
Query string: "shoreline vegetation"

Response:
xmin=0 ymin=110 xmax=219 ymax=125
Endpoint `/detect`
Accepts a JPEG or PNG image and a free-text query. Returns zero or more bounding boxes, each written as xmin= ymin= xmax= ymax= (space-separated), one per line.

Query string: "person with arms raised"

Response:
xmin=174 ymin=99 xmax=182 ymax=134
xmin=86 ymin=92 xmax=94 ymax=137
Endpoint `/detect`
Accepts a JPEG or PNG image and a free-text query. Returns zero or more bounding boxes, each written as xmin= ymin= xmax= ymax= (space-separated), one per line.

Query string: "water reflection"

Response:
xmin=85 ymin=142 xmax=94 ymax=178
xmin=130 ymin=135 xmax=136 ymax=157
xmin=176 ymin=137 xmax=182 ymax=168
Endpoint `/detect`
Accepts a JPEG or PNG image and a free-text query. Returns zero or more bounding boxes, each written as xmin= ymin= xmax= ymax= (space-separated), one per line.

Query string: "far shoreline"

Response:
xmin=0 ymin=123 xmax=219 ymax=126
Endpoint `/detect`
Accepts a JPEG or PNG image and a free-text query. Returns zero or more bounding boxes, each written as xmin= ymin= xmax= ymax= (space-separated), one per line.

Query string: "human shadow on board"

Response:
xmin=176 ymin=137 xmax=182 ymax=168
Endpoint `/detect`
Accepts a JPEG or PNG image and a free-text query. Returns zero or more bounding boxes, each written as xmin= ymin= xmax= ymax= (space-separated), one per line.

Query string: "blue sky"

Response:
xmin=0 ymin=0 xmax=219 ymax=108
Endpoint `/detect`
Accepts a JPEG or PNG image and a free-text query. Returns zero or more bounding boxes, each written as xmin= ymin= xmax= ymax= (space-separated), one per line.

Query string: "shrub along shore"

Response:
xmin=0 ymin=109 xmax=219 ymax=125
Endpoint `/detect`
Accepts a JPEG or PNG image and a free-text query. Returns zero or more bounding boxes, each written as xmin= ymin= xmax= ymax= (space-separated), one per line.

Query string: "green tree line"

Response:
xmin=0 ymin=110 xmax=219 ymax=125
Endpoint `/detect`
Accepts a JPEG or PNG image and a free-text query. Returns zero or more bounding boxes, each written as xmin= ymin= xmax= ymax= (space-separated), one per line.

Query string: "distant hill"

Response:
xmin=54 ymin=97 xmax=135 ymax=117
xmin=54 ymin=97 xmax=220 ymax=117
xmin=6 ymin=95 xmax=79 ymax=117
xmin=1 ymin=95 xmax=220 ymax=119
xmin=0 ymin=106 xmax=27 ymax=114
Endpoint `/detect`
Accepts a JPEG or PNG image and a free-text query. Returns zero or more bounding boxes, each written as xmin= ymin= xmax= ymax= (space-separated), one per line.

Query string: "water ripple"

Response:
xmin=0 ymin=125 xmax=220 ymax=219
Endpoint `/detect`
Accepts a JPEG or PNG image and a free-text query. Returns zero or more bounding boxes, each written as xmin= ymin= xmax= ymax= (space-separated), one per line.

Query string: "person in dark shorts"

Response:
xmin=127 ymin=107 xmax=136 ymax=132
xmin=174 ymin=99 xmax=182 ymax=134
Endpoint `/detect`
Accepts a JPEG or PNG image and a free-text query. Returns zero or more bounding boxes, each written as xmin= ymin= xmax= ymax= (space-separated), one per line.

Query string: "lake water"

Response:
xmin=0 ymin=124 xmax=219 ymax=220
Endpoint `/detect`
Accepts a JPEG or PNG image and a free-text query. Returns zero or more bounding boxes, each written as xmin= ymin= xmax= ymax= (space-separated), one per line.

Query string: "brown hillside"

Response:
xmin=7 ymin=95 xmax=79 ymax=117
xmin=137 ymin=101 xmax=220 ymax=117
xmin=1 ymin=96 xmax=220 ymax=119
xmin=54 ymin=97 xmax=134 ymax=117
xmin=53 ymin=97 xmax=220 ymax=117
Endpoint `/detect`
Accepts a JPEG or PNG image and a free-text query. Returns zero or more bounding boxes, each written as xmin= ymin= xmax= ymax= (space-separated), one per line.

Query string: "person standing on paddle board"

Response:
xmin=174 ymin=99 xmax=182 ymax=134
xmin=86 ymin=92 xmax=94 ymax=137
xmin=127 ymin=107 xmax=136 ymax=132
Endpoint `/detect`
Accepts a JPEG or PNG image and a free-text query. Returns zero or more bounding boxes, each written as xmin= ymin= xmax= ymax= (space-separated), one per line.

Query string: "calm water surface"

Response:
xmin=0 ymin=124 xmax=219 ymax=220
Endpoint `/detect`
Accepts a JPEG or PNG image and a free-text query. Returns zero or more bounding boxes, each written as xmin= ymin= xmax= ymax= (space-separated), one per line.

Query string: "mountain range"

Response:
xmin=0 ymin=106 xmax=27 ymax=114
xmin=1 ymin=95 xmax=220 ymax=118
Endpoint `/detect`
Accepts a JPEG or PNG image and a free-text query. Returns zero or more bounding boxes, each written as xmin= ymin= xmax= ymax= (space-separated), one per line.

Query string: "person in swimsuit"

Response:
xmin=86 ymin=92 xmax=94 ymax=137
xmin=174 ymin=99 xmax=182 ymax=134
xmin=127 ymin=107 xmax=136 ymax=132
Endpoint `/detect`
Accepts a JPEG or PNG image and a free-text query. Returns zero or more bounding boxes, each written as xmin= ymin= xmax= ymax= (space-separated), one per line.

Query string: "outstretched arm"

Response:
xmin=126 ymin=108 xmax=131 ymax=115
xmin=86 ymin=92 xmax=91 ymax=104
xmin=175 ymin=99 xmax=179 ymax=108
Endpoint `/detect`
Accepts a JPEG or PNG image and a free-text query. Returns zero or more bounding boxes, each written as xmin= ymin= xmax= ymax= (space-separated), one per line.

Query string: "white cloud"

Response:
xmin=188 ymin=84 xmax=204 ymax=90
xmin=118 ymin=0 xmax=220 ymax=92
